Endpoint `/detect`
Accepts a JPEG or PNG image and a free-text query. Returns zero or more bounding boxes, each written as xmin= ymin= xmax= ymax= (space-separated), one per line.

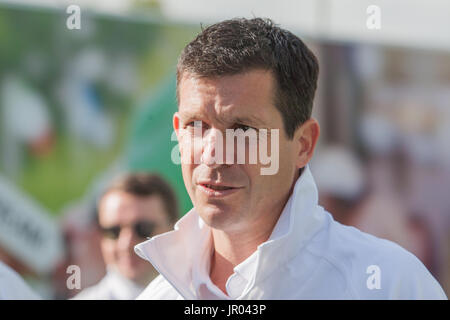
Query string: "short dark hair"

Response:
xmin=176 ymin=17 xmax=319 ymax=139
xmin=98 ymin=173 xmax=179 ymax=224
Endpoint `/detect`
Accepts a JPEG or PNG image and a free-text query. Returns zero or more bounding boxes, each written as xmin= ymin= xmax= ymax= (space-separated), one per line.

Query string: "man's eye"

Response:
xmin=235 ymin=124 xmax=253 ymax=131
xmin=186 ymin=121 xmax=202 ymax=128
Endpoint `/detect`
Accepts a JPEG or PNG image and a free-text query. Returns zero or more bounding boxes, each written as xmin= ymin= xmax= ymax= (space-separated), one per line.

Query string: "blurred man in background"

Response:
xmin=73 ymin=173 xmax=178 ymax=299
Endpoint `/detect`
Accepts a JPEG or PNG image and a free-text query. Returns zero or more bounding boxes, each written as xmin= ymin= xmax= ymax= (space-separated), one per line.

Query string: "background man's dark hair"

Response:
xmin=96 ymin=173 xmax=179 ymax=225
xmin=176 ymin=17 xmax=319 ymax=139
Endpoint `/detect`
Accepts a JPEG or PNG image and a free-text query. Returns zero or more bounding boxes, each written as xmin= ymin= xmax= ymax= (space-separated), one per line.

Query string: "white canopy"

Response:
xmin=2 ymin=0 xmax=449 ymax=51
xmin=160 ymin=0 xmax=450 ymax=52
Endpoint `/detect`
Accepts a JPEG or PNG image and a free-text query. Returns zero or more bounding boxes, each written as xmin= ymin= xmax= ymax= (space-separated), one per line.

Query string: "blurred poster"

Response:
xmin=0 ymin=175 xmax=63 ymax=274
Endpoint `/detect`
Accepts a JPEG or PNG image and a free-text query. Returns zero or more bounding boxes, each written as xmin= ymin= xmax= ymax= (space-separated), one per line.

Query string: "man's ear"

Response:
xmin=293 ymin=118 xmax=320 ymax=169
xmin=173 ymin=112 xmax=180 ymax=138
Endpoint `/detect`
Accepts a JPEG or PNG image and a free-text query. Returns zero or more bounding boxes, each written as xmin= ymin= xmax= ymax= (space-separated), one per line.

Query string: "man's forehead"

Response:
xmin=180 ymin=69 xmax=273 ymax=95
xmin=99 ymin=192 xmax=167 ymax=224
xmin=178 ymin=72 xmax=277 ymax=126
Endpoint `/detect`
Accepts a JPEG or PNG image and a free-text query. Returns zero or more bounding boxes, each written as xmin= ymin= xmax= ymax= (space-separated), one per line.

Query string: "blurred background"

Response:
xmin=0 ymin=0 xmax=448 ymax=298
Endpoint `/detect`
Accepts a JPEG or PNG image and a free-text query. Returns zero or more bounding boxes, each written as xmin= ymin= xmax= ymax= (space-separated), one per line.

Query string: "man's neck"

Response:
xmin=208 ymin=196 xmax=289 ymax=295
xmin=209 ymin=224 xmax=273 ymax=295
xmin=208 ymin=167 xmax=303 ymax=295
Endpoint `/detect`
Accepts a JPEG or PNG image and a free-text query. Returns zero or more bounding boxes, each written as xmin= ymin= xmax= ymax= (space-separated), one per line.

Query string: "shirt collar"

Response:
xmin=135 ymin=164 xmax=323 ymax=299
xmin=251 ymin=164 xmax=324 ymax=284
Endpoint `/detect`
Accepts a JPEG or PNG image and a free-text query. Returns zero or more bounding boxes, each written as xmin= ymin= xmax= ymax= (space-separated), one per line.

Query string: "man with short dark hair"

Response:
xmin=74 ymin=173 xmax=177 ymax=299
xmin=135 ymin=18 xmax=446 ymax=299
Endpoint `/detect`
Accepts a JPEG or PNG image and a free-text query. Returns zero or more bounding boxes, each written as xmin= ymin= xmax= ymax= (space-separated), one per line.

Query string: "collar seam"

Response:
xmin=251 ymin=216 xmax=325 ymax=289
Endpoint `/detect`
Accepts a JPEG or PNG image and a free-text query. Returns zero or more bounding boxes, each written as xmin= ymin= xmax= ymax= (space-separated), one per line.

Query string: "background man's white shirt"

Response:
xmin=73 ymin=265 xmax=144 ymax=300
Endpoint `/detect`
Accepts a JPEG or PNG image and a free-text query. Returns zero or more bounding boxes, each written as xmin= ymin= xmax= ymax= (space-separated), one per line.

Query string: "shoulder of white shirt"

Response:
xmin=307 ymin=217 xmax=448 ymax=299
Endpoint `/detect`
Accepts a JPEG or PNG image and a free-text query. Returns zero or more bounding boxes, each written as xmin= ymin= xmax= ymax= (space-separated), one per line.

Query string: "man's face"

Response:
xmin=174 ymin=69 xmax=302 ymax=232
xmin=98 ymin=191 xmax=171 ymax=283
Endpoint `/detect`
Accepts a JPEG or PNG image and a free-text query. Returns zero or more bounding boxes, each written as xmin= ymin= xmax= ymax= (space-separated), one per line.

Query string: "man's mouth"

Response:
xmin=198 ymin=182 xmax=242 ymax=197
xmin=202 ymin=184 xmax=234 ymax=191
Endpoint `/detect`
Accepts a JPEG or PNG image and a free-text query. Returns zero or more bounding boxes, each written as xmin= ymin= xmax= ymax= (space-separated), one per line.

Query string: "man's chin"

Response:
xmin=197 ymin=204 xmax=241 ymax=231
xmin=117 ymin=267 xmax=145 ymax=282
xmin=117 ymin=261 xmax=144 ymax=277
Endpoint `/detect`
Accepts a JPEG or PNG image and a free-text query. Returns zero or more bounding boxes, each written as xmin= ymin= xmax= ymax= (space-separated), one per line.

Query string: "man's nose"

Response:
xmin=117 ymin=228 xmax=136 ymax=251
xmin=201 ymin=128 xmax=225 ymax=168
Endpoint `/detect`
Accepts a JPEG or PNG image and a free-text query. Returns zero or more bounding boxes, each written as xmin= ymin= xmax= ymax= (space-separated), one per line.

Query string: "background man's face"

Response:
xmin=174 ymin=69 xmax=300 ymax=232
xmin=98 ymin=191 xmax=170 ymax=283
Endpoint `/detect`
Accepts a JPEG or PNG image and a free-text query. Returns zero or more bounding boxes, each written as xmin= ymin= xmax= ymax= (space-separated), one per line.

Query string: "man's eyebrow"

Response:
xmin=233 ymin=115 xmax=265 ymax=126
xmin=178 ymin=111 xmax=265 ymax=126
xmin=178 ymin=111 xmax=200 ymax=121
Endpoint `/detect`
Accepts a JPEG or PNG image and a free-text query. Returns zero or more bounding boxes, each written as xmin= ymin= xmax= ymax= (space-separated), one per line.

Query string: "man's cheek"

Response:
xmin=180 ymin=163 xmax=196 ymax=199
xmin=101 ymin=240 xmax=117 ymax=264
xmin=179 ymin=135 xmax=201 ymax=165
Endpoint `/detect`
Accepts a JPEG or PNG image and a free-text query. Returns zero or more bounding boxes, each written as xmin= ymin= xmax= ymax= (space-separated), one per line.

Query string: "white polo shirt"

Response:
xmin=135 ymin=165 xmax=447 ymax=300
xmin=189 ymin=225 xmax=260 ymax=300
